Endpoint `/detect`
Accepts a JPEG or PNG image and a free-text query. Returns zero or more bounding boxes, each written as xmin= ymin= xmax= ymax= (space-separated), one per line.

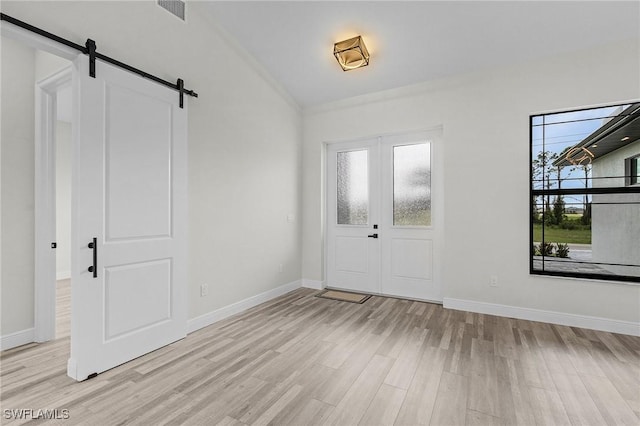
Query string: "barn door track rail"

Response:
xmin=1 ymin=13 xmax=198 ymax=108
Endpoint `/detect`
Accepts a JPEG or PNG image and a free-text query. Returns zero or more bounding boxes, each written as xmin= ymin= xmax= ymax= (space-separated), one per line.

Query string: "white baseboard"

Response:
xmin=187 ymin=280 xmax=302 ymax=334
xmin=301 ymin=279 xmax=325 ymax=290
xmin=0 ymin=328 xmax=35 ymax=351
xmin=443 ymin=298 xmax=640 ymax=337
xmin=56 ymin=270 xmax=71 ymax=280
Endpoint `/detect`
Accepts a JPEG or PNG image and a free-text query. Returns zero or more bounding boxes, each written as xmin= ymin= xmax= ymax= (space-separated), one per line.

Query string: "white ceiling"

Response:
xmin=203 ymin=1 xmax=639 ymax=108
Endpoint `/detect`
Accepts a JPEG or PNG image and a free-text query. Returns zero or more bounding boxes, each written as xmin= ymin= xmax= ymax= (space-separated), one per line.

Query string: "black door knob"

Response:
xmin=367 ymin=234 xmax=378 ymax=239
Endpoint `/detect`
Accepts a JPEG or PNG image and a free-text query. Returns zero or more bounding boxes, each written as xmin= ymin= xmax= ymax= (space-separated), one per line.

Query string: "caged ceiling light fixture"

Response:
xmin=333 ymin=36 xmax=370 ymax=71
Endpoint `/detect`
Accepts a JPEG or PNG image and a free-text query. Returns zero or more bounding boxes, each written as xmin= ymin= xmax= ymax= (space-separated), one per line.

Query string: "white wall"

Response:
xmin=0 ymin=37 xmax=36 ymax=335
xmin=302 ymin=39 xmax=640 ymax=324
xmin=35 ymin=49 xmax=70 ymax=82
xmin=1 ymin=1 xmax=302 ymax=336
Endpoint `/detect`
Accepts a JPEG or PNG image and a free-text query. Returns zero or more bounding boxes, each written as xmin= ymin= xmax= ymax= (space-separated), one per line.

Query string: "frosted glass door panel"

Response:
xmin=337 ymin=150 xmax=369 ymax=225
xmin=393 ymin=143 xmax=431 ymax=226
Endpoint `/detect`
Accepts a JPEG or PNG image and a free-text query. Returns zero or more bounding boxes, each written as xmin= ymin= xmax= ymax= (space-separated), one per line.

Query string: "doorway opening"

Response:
xmin=34 ymin=50 xmax=73 ymax=343
xmin=53 ymin=76 xmax=72 ymax=339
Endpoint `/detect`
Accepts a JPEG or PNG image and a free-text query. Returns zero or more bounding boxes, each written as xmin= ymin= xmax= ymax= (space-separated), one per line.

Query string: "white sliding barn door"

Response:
xmin=68 ymin=56 xmax=187 ymax=381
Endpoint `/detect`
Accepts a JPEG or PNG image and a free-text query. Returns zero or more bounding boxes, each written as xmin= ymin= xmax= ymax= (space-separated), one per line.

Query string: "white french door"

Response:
xmin=327 ymin=140 xmax=381 ymax=294
xmin=68 ymin=55 xmax=187 ymax=381
xmin=326 ymin=130 xmax=443 ymax=302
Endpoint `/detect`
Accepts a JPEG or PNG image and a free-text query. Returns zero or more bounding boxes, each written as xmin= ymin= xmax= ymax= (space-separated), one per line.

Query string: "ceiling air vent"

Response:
xmin=158 ymin=0 xmax=185 ymax=21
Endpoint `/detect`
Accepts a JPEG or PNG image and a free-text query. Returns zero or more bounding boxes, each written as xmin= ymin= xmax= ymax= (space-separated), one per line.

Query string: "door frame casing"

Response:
xmin=34 ymin=66 xmax=72 ymax=342
xmin=323 ymin=127 xmax=445 ymax=301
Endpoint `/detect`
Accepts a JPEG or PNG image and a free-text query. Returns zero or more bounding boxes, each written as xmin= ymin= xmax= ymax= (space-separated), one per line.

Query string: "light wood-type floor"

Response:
xmin=56 ymin=279 xmax=71 ymax=340
xmin=1 ymin=288 xmax=639 ymax=425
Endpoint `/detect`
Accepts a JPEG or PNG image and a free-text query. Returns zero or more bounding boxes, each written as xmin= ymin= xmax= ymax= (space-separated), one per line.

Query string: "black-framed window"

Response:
xmin=530 ymin=102 xmax=640 ymax=282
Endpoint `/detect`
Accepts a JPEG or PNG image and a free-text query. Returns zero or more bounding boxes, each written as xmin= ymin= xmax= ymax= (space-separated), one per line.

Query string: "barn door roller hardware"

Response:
xmin=1 ymin=13 xmax=198 ymax=108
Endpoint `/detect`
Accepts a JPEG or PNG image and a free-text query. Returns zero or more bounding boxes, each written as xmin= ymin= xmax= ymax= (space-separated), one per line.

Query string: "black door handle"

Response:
xmin=368 ymin=234 xmax=378 ymax=239
xmin=87 ymin=237 xmax=97 ymax=278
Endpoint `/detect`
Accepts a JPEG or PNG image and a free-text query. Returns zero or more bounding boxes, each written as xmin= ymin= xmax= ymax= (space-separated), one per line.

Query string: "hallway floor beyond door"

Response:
xmin=56 ymin=278 xmax=71 ymax=339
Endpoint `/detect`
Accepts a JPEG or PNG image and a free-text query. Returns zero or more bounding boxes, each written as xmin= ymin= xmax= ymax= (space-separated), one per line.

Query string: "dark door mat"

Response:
xmin=316 ymin=289 xmax=371 ymax=304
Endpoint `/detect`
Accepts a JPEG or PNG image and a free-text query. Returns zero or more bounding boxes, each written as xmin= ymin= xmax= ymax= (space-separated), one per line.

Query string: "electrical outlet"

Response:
xmin=287 ymin=214 xmax=295 ymax=223
xmin=490 ymin=275 xmax=498 ymax=287
xmin=200 ymin=283 xmax=208 ymax=297
xmin=279 ymin=263 xmax=284 ymax=273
